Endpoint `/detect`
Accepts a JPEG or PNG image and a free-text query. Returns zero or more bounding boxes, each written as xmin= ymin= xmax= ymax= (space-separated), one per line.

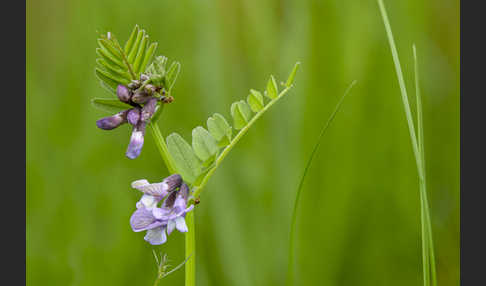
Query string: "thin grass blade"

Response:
xmin=377 ymin=1 xmax=437 ymax=285
xmin=286 ymin=80 xmax=356 ymax=286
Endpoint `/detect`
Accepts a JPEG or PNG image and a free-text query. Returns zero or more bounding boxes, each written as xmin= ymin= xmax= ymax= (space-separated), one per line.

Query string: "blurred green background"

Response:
xmin=26 ymin=0 xmax=459 ymax=285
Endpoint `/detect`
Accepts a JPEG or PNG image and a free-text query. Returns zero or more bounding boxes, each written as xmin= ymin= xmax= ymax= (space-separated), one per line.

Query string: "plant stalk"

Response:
xmin=185 ymin=211 xmax=196 ymax=286
xmin=149 ymin=120 xmax=196 ymax=286
xmin=149 ymin=122 xmax=177 ymax=174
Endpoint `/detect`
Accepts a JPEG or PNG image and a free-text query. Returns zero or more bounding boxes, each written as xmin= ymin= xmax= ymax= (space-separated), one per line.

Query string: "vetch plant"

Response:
xmin=91 ymin=25 xmax=300 ymax=285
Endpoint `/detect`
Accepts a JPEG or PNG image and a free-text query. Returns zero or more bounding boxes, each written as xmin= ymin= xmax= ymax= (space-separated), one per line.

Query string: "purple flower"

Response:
xmin=161 ymin=183 xmax=194 ymax=235
xmin=129 ymin=175 xmax=194 ymax=245
xmin=95 ymin=83 xmax=161 ymax=159
xmin=96 ymin=110 xmax=129 ymax=130
xmin=131 ymin=174 xmax=182 ymax=199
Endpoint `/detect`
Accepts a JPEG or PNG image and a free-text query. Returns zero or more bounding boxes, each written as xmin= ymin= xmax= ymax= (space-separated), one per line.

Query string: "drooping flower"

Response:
xmin=95 ymin=76 xmax=166 ymax=159
xmin=126 ymin=97 xmax=158 ymax=159
xmin=160 ymin=183 xmax=194 ymax=235
xmin=129 ymin=175 xmax=194 ymax=245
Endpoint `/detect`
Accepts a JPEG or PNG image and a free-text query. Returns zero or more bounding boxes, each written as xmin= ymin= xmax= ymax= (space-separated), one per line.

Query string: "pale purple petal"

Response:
xmin=137 ymin=182 xmax=169 ymax=197
xmin=130 ymin=207 xmax=160 ymax=232
xmin=175 ymin=216 xmax=188 ymax=233
xmin=139 ymin=194 xmax=158 ymax=209
xmin=131 ymin=179 xmax=150 ymax=189
xmin=167 ymin=220 xmax=176 ymax=235
xmin=127 ymin=108 xmax=141 ymax=125
xmin=126 ymin=122 xmax=146 ymax=159
xmin=179 ymin=183 xmax=190 ymax=199
xmin=144 ymin=226 xmax=167 ymax=245
xmin=185 ymin=205 xmax=194 ymax=214
xmin=173 ymin=194 xmax=187 ymax=214
xmin=152 ymin=207 xmax=170 ymax=220
xmin=96 ymin=110 xmax=128 ymax=130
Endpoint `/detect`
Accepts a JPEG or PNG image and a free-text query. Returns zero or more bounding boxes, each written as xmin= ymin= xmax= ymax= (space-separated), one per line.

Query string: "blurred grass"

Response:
xmin=26 ymin=0 xmax=459 ymax=285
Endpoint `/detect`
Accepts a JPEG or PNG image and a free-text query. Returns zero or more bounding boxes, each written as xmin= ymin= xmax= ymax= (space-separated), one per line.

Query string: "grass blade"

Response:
xmin=286 ymin=80 xmax=357 ymax=286
xmin=413 ymin=44 xmax=437 ymax=286
xmin=377 ymin=1 xmax=437 ymax=285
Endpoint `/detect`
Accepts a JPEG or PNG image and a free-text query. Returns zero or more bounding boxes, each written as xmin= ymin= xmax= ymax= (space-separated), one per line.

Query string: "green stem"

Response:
xmin=185 ymin=211 xmax=196 ymax=286
xmin=149 ymin=120 xmax=196 ymax=286
xmin=148 ymin=121 xmax=177 ymax=174
xmin=153 ymin=274 xmax=162 ymax=286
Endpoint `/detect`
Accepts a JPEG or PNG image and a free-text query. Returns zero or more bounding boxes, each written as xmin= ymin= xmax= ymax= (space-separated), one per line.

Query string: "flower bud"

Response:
xmin=144 ymin=84 xmax=157 ymax=95
xmin=141 ymin=97 xmax=158 ymax=122
xmin=116 ymin=85 xmax=132 ymax=103
xmin=127 ymin=108 xmax=141 ymax=125
xmin=128 ymin=80 xmax=141 ymax=89
xmin=96 ymin=110 xmax=128 ymax=130
xmin=131 ymin=92 xmax=151 ymax=104
xmin=140 ymin=74 xmax=150 ymax=81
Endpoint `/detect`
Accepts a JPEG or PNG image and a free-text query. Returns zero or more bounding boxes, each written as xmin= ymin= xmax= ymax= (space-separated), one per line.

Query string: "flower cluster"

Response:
xmin=96 ymin=76 xmax=172 ymax=159
xmin=129 ymin=174 xmax=194 ymax=245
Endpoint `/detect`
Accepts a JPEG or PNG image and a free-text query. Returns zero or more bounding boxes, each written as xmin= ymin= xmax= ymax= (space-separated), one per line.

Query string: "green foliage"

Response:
xmin=91 ymin=98 xmax=133 ymax=114
xmin=27 ymin=2 xmax=460 ymax=285
xmin=192 ymin=126 xmax=219 ymax=164
xmin=207 ymin=113 xmax=232 ymax=147
xmin=166 ymin=63 xmax=300 ymax=186
xmin=145 ymin=56 xmax=181 ymax=94
xmin=92 ymin=25 xmax=182 ymax=121
xmin=152 ymin=251 xmax=192 ymax=285
xmin=265 ymin=75 xmax=278 ymax=99
xmin=166 ymin=133 xmax=203 ymax=184
xmin=247 ymin=90 xmax=264 ymax=112
xmin=94 ymin=25 xmax=180 ymax=96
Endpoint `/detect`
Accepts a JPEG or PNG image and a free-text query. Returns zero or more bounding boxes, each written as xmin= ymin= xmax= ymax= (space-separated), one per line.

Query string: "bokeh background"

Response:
xmin=26 ymin=0 xmax=459 ymax=285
